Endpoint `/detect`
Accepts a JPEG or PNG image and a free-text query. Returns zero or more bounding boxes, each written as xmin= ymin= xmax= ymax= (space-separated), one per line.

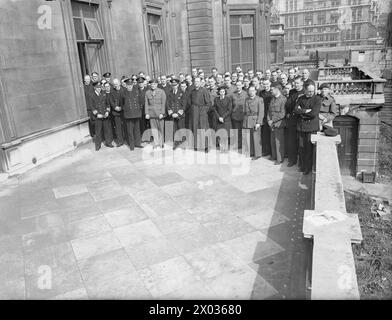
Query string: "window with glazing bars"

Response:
xmin=230 ymin=14 xmax=255 ymax=72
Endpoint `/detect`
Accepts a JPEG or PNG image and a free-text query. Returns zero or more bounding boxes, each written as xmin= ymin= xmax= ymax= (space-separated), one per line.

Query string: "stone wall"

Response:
xmin=0 ymin=0 xmax=85 ymax=144
xmin=341 ymin=106 xmax=381 ymax=176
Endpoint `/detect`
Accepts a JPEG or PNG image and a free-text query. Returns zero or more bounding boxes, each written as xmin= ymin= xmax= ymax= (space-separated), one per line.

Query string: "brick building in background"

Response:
xmin=0 ymin=0 xmax=273 ymax=174
xmin=274 ymin=0 xmax=382 ymax=50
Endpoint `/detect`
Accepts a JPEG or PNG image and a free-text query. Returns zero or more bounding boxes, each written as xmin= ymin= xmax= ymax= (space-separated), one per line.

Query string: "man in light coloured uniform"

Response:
xmin=145 ymin=78 xmax=166 ymax=148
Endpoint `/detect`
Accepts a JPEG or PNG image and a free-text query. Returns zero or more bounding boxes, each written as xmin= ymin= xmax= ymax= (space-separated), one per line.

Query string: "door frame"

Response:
xmin=334 ymin=115 xmax=359 ymax=176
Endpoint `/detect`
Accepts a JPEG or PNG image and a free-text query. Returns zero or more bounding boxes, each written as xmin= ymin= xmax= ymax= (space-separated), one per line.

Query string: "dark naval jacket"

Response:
xmin=121 ymin=86 xmax=142 ymax=119
xmin=167 ymin=87 xmax=186 ymax=118
xmin=108 ymin=88 xmax=123 ymax=117
xmin=294 ymin=94 xmax=321 ymax=132
xmin=90 ymin=90 xmax=110 ymax=117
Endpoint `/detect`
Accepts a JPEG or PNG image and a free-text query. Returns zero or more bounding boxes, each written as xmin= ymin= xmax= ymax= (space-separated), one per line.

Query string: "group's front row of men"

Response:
xmin=84 ymin=71 xmax=338 ymax=175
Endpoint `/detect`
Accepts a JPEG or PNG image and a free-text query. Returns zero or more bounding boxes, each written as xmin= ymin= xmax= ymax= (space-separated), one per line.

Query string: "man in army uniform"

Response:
xmin=231 ymin=80 xmax=248 ymax=150
xmin=145 ymin=78 xmax=166 ymax=148
xmin=285 ymin=76 xmax=305 ymax=167
xmin=243 ymin=86 xmax=264 ymax=160
xmin=294 ymin=83 xmax=321 ymax=175
xmin=90 ymin=81 xmax=114 ymax=151
xmin=318 ymin=83 xmax=338 ymax=130
xmin=108 ymin=78 xmax=124 ymax=147
xmin=166 ymin=78 xmax=186 ymax=148
xmin=121 ymin=78 xmax=143 ymax=151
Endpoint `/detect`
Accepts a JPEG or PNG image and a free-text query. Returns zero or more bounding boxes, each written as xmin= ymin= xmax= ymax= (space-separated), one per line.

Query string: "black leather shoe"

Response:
xmin=105 ymin=143 xmax=114 ymax=148
xmin=251 ymin=156 xmax=261 ymax=161
xmin=135 ymin=145 xmax=144 ymax=148
xmin=287 ymin=162 xmax=296 ymax=167
xmin=303 ymin=170 xmax=311 ymax=175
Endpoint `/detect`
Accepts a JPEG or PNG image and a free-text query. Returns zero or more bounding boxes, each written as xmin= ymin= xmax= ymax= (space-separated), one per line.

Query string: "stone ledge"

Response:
xmin=303 ymin=210 xmax=362 ymax=300
xmin=306 ymin=133 xmax=363 ymax=300
xmin=303 ymin=210 xmax=362 ymax=244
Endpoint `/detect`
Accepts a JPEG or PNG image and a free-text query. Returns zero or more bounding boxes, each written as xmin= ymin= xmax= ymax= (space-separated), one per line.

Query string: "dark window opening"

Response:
xmin=230 ymin=14 xmax=255 ymax=72
xmin=71 ymin=1 xmax=104 ymax=78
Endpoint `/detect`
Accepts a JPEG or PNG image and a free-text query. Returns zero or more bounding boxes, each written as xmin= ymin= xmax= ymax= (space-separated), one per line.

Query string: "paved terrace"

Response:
xmin=0 ymin=142 xmax=312 ymax=299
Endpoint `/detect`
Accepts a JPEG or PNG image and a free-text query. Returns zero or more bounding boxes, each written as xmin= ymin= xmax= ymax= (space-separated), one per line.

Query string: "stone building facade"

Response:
xmin=0 ymin=0 xmax=273 ymax=174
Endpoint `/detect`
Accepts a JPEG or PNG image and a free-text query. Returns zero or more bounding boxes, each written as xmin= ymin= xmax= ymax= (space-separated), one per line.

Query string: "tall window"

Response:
xmin=71 ymin=1 xmax=104 ymax=77
xmin=147 ymin=13 xmax=167 ymax=77
xmin=230 ymin=14 xmax=255 ymax=72
xmin=270 ymin=40 xmax=278 ymax=64
xmin=305 ymin=14 xmax=312 ymax=26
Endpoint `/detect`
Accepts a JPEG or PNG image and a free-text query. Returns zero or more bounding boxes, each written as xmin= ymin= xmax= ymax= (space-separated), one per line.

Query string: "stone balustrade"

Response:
xmin=315 ymin=79 xmax=386 ymax=105
xmin=303 ymin=133 xmax=363 ymax=299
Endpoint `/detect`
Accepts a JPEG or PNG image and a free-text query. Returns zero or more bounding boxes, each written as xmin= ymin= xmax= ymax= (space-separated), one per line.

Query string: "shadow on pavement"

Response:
xmin=250 ymin=159 xmax=313 ymax=300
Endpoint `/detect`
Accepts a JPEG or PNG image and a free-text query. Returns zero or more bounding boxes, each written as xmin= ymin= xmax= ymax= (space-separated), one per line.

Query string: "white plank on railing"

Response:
xmin=305 ymin=133 xmax=363 ymax=300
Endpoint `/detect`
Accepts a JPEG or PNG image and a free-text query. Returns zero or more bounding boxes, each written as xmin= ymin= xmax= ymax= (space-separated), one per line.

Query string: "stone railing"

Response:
xmin=316 ymin=79 xmax=386 ymax=105
xmin=303 ymin=133 xmax=363 ymax=299
xmin=317 ymin=66 xmax=356 ymax=80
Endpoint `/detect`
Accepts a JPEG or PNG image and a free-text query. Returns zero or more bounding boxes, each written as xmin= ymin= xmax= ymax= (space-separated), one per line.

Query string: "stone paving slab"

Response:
xmin=0 ymin=143 xmax=311 ymax=299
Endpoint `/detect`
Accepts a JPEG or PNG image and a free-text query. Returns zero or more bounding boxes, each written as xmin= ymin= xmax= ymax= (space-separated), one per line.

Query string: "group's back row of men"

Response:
xmin=83 ymin=66 xmax=338 ymax=175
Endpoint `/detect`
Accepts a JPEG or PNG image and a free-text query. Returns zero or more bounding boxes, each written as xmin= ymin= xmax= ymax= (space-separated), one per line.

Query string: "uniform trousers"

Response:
xmin=270 ymin=127 xmax=285 ymax=163
xmin=165 ymin=118 xmax=186 ymax=144
xmin=125 ymin=118 xmax=141 ymax=150
xmin=287 ymin=123 xmax=298 ymax=164
xmin=192 ymin=105 xmax=210 ymax=150
xmin=243 ymin=127 xmax=262 ymax=158
xmin=261 ymin=120 xmax=271 ymax=156
xmin=231 ymin=119 xmax=243 ymax=150
xmin=88 ymin=111 xmax=96 ymax=138
xmin=113 ymin=115 xmax=124 ymax=145
xmin=140 ymin=114 xmax=150 ymax=142
xmin=298 ymin=131 xmax=316 ymax=172
xmin=95 ymin=118 xmax=113 ymax=149
xmin=149 ymin=118 xmax=165 ymax=147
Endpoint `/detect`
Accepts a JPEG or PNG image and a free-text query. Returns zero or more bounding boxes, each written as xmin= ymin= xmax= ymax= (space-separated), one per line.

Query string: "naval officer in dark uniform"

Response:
xmin=108 ymin=78 xmax=124 ymax=147
xmin=166 ymin=78 xmax=186 ymax=148
xmin=121 ymin=78 xmax=143 ymax=151
xmin=90 ymin=81 xmax=114 ymax=151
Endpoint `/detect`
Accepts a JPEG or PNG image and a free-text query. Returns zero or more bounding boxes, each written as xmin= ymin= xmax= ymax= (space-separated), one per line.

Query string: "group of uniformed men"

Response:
xmin=83 ymin=66 xmax=338 ymax=175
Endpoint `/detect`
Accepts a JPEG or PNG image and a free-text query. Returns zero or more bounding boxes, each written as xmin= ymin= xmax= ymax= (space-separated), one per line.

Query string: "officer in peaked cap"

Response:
xmin=170 ymin=78 xmax=180 ymax=85
xmin=166 ymin=77 xmax=185 ymax=148
xmin=103 ymin=72 xmax=111 ymax=83
xmin=103 ymin=72 xmax=113 ymax=89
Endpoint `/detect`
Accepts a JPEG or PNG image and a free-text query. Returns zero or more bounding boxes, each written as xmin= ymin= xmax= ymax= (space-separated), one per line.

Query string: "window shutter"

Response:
xmin=241 ymin=24 xmax=253 ymax=38
xmin=84 ymin=19 xmax=104 ymax=41
xmin=151 ymin=25 xmax=163 ymax=42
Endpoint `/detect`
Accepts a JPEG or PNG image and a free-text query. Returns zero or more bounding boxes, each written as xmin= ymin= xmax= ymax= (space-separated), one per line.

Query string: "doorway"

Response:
xmin=334 ymin=115 xmax=359 ymax=176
